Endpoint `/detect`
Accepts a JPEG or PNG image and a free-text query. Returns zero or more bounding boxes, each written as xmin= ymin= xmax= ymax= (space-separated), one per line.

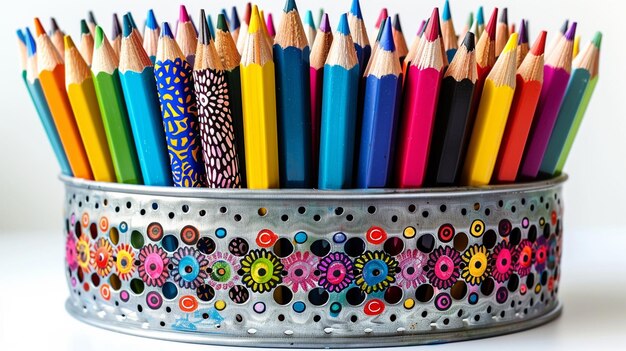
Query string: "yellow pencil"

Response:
xmin=573 ymin=34 xmax=581 ymax=58
xmin=462 ymin=33 xmax=518 ymax=186
xmin=240 ymin=5 xmax=279 ymax=189
xmin=258 ymin=9 xmax=274 ymax=52
xmin=65 ymin=35 xmax=116 ymax=182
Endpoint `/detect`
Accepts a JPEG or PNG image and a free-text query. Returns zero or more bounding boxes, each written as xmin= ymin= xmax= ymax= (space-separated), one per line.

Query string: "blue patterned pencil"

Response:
xmin=318 ymin=14 xmax=360 ymax=189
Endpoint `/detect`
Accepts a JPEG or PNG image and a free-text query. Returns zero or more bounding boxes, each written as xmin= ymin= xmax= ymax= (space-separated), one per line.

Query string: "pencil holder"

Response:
xmin=63 ymin=175 xmax=565 ymax=348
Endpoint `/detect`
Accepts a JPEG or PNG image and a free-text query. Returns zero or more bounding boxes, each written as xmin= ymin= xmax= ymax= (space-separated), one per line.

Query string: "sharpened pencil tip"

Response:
xmin=161 ymin=22 xmax=173 ymax=38
xmin=64 ymin=34 xmax=75 ymax=50
xmin=425 ymin=8 xmax=440 ymax=42
xmin=337 ymin=13 xmax=350 ymax=35
xmin=221 ymin=9 xmax=230 ymax=25
xmin=350 ymin=0 xmax=363 ymax=19
xmin=462 ymin=31 xmax=475 ymax=51
xmin=502 ymin=32 xmax=518 ymax=53
xmin=592 ymin=31 xmax=602 ymax=49
xmin=476 ymin=6 xmax=484 ymax=24
xmin=94 ymin=25 xmax=104 ymax=48
xmin=231 ymin=6 xmax=241 ymax=30
xmin=500 ymin=8 xmax=508 ymax=24
xmin=112 ymin=14 xmax=122 ymax=38
xmin=306 ymin=10 xmax=315 ymax=28
xmin=33 ymin=18 xmax=45 ymax=36
xmin=80 ymin=19 xmax=90 ymax=34
xmin=244 ymin=3 xmax=252 ymax=25
xmin=126 ymin=12 xmax=138 ymax=30
xmin=17 ymin=28 xmax=25 ymax=43
xmin=88 ymin=11 xmax=97 ymax=25
xmin=25 ymin=27 xmax=37 ymax=56
xmin=50 ymin=17 xmax=60 ymax=32
xmin=417 ymin=20 xmax=426 ymax=36
xmin=560 ymin=19 xmax=569 ymax=34
xmin=285 ymin=0 xmax=298 ymax=13
xmin=376 ymin=8 xmax=388 ymax=28
xmin=146 ymin=9 xmax=158 ymax=30
xmin=179 ymin=5 xmax=190 ymax=23
xmin=248 ymin=5 xmax=260 ymax=33
xmin=122 ymin=14 xmax=132 ymax=37
xmin=485 ymin=8 xmax=498 ymax=40
xmin=518 ymin=19 xmax=528 ymax=44
xmin=380 ymin=17 xmax=395 ymax=52
xmin=393 ymin=14 xmax=403 ymax=32
xmin=199 ymin=10 xmax=211 ymax=44
xmin=217 ymin=13 xmax=230 ymax=32
xmin=565 ymin=22 xmax=577 ymax=41
xmin=376 ymin=18 xmax=386 ymax=42
xmin=530 ymin=31 xmax=547 ymax=55
xmin=320 ymin=13 xmax=331 ymax=33
xmin=442 ymin=0 xmax=452 ymax=21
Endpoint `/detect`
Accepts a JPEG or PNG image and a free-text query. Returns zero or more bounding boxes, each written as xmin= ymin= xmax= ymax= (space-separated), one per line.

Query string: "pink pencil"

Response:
xmin=519 ymin=23 xmax=576 ymax=179
xmin=395 ymin=8 xmax=445 ymax=188
xmin=266 ymin=12 xmax=276 ymax=38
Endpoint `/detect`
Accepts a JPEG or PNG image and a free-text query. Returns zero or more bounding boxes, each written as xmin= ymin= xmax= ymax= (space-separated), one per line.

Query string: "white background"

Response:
xmin=1 ymin=0 xmax=625 ymax=349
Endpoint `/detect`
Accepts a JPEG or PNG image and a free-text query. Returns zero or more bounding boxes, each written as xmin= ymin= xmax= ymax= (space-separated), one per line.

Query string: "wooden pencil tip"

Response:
xmin=16 ymin=28 xmax=25 ymax=43
xmin=126 ymin=12 xmax=138 ymax=30
xmin=161 ymin=22 xmax=173 ymax=38
xmin=221 ymin=9 xmax=230 ymax=25
xmin=376 ymin=17 xmax=386 ymax=41
xmin=50 ymin=17 xmax=60 ymax=32
xmin=393 ymin=14 xmax=403 ymax=32
xmin=179 ymin=5 xmax=190 ymax=23
xmin=486 ymin=8 xmax=498 ymax=40
xmin=376 ymin=8 xmax=388 ymax=28
xmin=306 ymin=10 xmax=315 ymax=27
xmin=112 ymin=14 xmax=122 ymax=38
xmin=380 ymin=17 xmax=395 ymax=51
xmin=442 ymin=0 xmax=452 ymax=22
xmin=285 ymin=0 xmax=298 ymax=13
xmin=34 ymin=17 xmax=45 ymax=36
xmin=266 ymin=13 xmax=275 ymax=36
xmin=502 ymin=32 xmax=518 ymax=53
xmin=199 ymin=10 xmax=211 ymax=44
xmin=518 ymin=19 xmax=528 ymax=44
xmin=476 ymin=6 xmax=484 ymax=24
xmin=217 ymin=13 xmax=230 ymax=32
xmin=248 ymin=5 xmax=261 ymax=33
xmin=146 ymin=9 xmax=158 ymax=30
xmin=88 ymin=11 xmax=97 ymax=25
xmin=565 ymin=22 xmax=577 ymax=40
xmin=530 ymin=31 xmax=547 ymax=55
xmin=337 ymin=13 xmax=350 ymax=35
xmin=560 ymin=19 xmax=569 ymax=34
xmin=461 ymin=31 xmax=475 ymax=51
xmin=320 ymin=13 xmax=331 ymax=33
xmin=417 ymin=20 xmax=426 ymax=36
xmin=122 ymin=14 xmax=132 ymax=37
xmin=425 ymin=8 xmax=440 ymax=42
xmin=231 ymin=6 xmax=241 ymax=29
xmin=94 ymin=25 xmax=105 ymax=48
xmin=350 ymin=0 xmax=363 ymax=20
xmin=80 ymin=19 xmax=90 ymax=34
xmin=244 ymin=3 xmax=252 ymax=25
xmin=64 ymin=34 xmax=75 ymax=50
xmin=592 ymin=31 xmax=602 ymax=49
xmin=500 ymin=8 xmax=508 ymax=24
xmin=25 ymin=27 xmax=37 ymax=56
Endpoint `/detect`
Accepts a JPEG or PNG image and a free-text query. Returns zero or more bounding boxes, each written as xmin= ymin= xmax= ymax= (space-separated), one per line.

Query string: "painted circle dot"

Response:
xmin=470 ymin=219 xmax=485 ymax=237
xmin=330 ymin=302 xmax=342 ymax=314
xmin=256 ymin=229 xmax=278 ymax=248
xmin=119 ymin=221 xmax=128 ymax=233
xmin=366 ymin=226 xmax=387 ymax=245
xmin=294 ymin=231 xmax=308 ymax=244
xmin=120 ymin=290 xmax=130 ymax=302
xmin=403 ymin=226 xmax=416 ymax=239
xmin=293 ymin=301 xmax=306 ymax=313
xmin=215 ymin=228 xmax=227 ymax=239
xmin=333 ymin=232 xmax=347 ymax=244
xmin=364 ymin=299 xmax=385 ymax=316
xmin=253 ymin=302 xmax=266 ymax=313
xmin=468 ymin=292 xmax=479 ymax=305
xmin=404 ymin=298 xmax=415 ymax=309
xmin=146 ymin=291 xmax=163 ymax=309
xmin=215 ymin=300 xmax=226 ymax=311
xmin=522 ymin=218 xmax=530 ymax=228
xmin=179 ymin=295 xmax=199 ymax=312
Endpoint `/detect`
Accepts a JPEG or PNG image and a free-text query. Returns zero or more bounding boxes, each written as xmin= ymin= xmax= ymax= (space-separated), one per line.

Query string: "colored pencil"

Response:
xmin=92 ymin=26 xmax=142 ymax=184
xmin=540 ymin=32 xmax=600 ymax=177
xmin=509 ymin=23 xmax=516 ymax=35
xmin=442 ymin=0 xmax=458 ymax=63
xmin=475 ymin=6 xmax=485 ymax=39
xmin=309 ymin=13 xmax=332 ymax=186
xmin=49 ymin=17 xmax=64 ymax=59
xmin=469 ymin=8 xmax=498 ymax=130
xmin=516 ymin=20 xmax=529 ymax=68
xmin=427 ymin=32 xmax=477 ymax=186
xmin=375 ymin=8 xmax=388 ymax=31
xmin=404 ymin=19 xmax=426 ymax=80
xmin=111 ymin=14 xmax=122 ymax=59
xmin=87 ymin=11 xmax=97 ymax=35
xmin=461 ymin=33 xmax=518 ymax=186
xmin=215 ymin=14 xmax=247 ymax=187
xmin=79 ymin=20 xmax=94 ymax=66
xmin=221 ymin=9 xmax=230 ymax=28
xmin=547 ymin=19 xmax=568 ymax=56
xmin=240 ymin=5 xmax=280 ymax=189
xmin=317 ymin=8 xmax=324 ymax=28
xmin=206 ymin=14 xmax=216 ymax=41
xmin=395 ymin=9 xmax=444 ymax=188
xmin=357 ymin=19 xmax=402 ymax=188
xmin=236 ymin=3 xmax=252 ymax=52
xmin=392 ymin=14 xmax=408 ymax=63
xmin=273 ymin=0 xmax=312 ymax=188
xmin=348 ymin=0 xmax=371 ymax=75
xmin=118 ymin=14 xmax=171 ymax=186
xmin=193 ymin=10 xmax=243 ymax=188
xmin=318 ymin=13 xmax=360 ymax=189
xmin=22 ymin=28 xmax=72 ymax=175
xmin=259 ymin=10 xmax=273 ymax=50
xmin=266 ymin=12 xmax=276 ymax=39
xmin=33 ymin=18 xmax=92 ymax=179
xmin=305 ymin=10 xmax=317 ymax=47
xmin=364 ymin=16 xmax=387 ymax=77
xmin=231 ymin=6 xmax=241 ymax=43
xmin=573 ymin=35 xmax=581 ymax=58
xmin=494 ymin=31 xmax=546 ymax=183
xmin=495 ymin=8 xmax=509 ymax=58
xmin=520 ymin=23 xmax=576 ymax=179
xmin=126 ymin=12 xmax=143 ymax=42
xmin=458 ymin=12 xmax=473 ymax=46
xmin=155 ymin=22 xmax=206 ymax=187
xmin=64 ymin=35 xmax=116 ymax=182
xmin=175 ymin=5 xmax=197 ymax=67
xmin=143 ymin=9 xmax=160 ymax=63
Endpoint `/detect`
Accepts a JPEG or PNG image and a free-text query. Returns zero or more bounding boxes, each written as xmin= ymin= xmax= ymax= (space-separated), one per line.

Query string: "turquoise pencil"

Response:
xmin=21 ymin=28 xmax=72 ymax=175
xmin=274 ymin=0 xmax=312 ymax=188
xmin=118 ymin=15 xmax=171 ymax=186
xmin=318 ymin=13 xmax=360 ymax=189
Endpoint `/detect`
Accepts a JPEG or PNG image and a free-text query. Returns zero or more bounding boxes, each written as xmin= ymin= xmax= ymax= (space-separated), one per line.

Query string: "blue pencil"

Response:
xmin=206 ymin=14 xmax=216 ymax=40
xmin=221 ymin=9 xmax=230 ymax=28
xmin=442 ymin=0 xmax=458 ymax=63
xmin=118 ymin=15 xmax=172 ymax=186
xmin=21 ymin=28 xmax=72 ymax=176
xmin=357 ymin=20 xmax=402 ymax=188
xmin=274 ymin=0 xmax=312 ymax=188
xmin=318 ymin=14 xmax=360 ymax=189
xmin=347 ymin=0 xmax=371 ymax=76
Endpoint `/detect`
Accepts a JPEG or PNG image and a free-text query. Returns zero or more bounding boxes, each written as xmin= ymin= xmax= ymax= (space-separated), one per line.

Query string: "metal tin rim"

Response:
xmin=66 ymin=299 xmax=562 ymax=349
xmin=59 ymin=174 xmax=568 ymax=201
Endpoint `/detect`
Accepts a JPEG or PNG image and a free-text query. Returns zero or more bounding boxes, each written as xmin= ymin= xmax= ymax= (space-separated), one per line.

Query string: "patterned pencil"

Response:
xmin=495 ymin=8 xmax=509 ymax=58
xmin=442 ymin=0 xmax=458 ymax=63
xmin=427 ymin=32 xmax=477 ymax=186
xmin=22 ymin=28 xmax=72 ymax=175
xmin=111 ymin=14 xmax=122 ymax=59
xmin=49 ymin=18 xmax=64 ymax=58
xmin=475 ymin=6 xmax=485 ymax=39
xmin=215 ymin=14 xmax=247 ymax=187
xmin=240 ymin=5 xmax=280 ymax=189
xmin=65 ymin=35 xmax=116 ymax=182
xmin=573 ymin=35 xmax=581 ymax=58
xmin=266 ymin=12 xmax=276 ymax=39
xmin=541 ymin=32 xmax=601 ymax=177
xmin=309 ymin=13 xmax=332 ymax=185
xmin=79 ymin=20 xmax=94 ymax=66
xmin=305 ymin=10 xmax=317 ymax=47
xmin=87 ymin=11 xmax=97 ymax=35
xmin=175 ymin=5 xmax=197 ymax=67
xmin=348 ymin=0 xmax=371 ymax=75
xmin=520 ymin=23 xmax=576 ymax=179
xmin=273 ymin=0 xmax=312 ymax=188
xmin=231 ymin=6 xmax=241 ymax=43
xmin=143 ymin=9 xmax=160 ymax=63
xmin=375 ymin=8 xmax=388 ymax=31
xmin=155 ymin=22 xmax=206 ymax=187
xmin=193 ymin=10 xmax=243 ymax=188
xmin=318 ymin=13 xmax=360 ymax=189
xmin=547 ymin=20 xmax=568 ymax=57
xmin=92 ymin=26 xmax=142 ymax=184
xmin=395 ymin=9 xmax=444 ymax=188
xmin=516 ymin=20 xmax=529 ymax=67
xmin=461 ymin=33 xmax=518 ymax=186
xmin=357 ymin=20 xmax=402 ymax=188
xmin=236 ymin=3 xmax=252 ymax=52
xmin=118 ymin=14 xmax=171 ymax=186
xmin=33 ymin=18 xmax=92 ymax=179
xmin=392 ymin=15 xmax=408 ymax=63
xmin=458 ymin=12 xmax=473 ymax=46
xmin=494 ymin=31 xmax=546 ymax=183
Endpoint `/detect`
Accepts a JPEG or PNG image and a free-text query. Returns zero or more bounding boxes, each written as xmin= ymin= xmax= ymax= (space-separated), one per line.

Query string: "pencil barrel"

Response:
xmin=309 ymin=67 xmax=324 ymax=185
xmin=224 ymin=67 xmax=247 ymax=187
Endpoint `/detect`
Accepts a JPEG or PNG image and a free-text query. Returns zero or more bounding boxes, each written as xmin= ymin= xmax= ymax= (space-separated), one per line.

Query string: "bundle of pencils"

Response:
xmin=18 ymin=0 xmax=601 ymax=191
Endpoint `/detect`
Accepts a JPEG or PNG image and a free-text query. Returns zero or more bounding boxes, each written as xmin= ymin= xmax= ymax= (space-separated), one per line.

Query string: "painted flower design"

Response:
xmin=92 ymin=238 xmax=114 ymax=277
xmin=171 ymin=247 xmax=209 ymax=289
xmin=282 ymin=251 xmax=319 ymax=293
xmin=318 ymin=252 xmax=354 ymax=293
xmin=240 ymin=249 xmax=283 ymax=293
xmin=547 ymin=236 xmax=558 ymax=270
xmin=395 ymin=249 xmax=427 ymax=289
xmin=514 ymin=240 xmax=533 ymax=277
xmin=491 ymin=242 xmax=517 ymax=283
xmin=533 ymin=237 xmax=548 ymax=272
xmin=461 ymin=244 xmax=491 ymax=286
xmin=426 ymin=246 xmax=461 ymax=289
xmin=76 ymin=234 xmax=92 ymax=273
xmin=139 ymin=244 xmax=170 ymax=287
xmin=115 ymin=243 xmax=136 ymax=280
xmin=354 ymin=251 xmax=398 ymax=293
xmin=207 ymin=251 xmax=241 ymax=290
xmin=66 ymin=235 xmax=78 ymax=270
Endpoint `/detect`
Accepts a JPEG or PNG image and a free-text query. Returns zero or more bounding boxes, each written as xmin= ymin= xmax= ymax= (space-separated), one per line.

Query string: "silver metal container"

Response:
xmin=62 ymin=175 xmax=566 ymax=348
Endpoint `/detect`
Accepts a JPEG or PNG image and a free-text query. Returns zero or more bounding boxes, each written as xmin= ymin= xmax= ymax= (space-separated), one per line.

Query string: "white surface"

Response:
xmin=1 ymin=228 xmax=624 ymax=350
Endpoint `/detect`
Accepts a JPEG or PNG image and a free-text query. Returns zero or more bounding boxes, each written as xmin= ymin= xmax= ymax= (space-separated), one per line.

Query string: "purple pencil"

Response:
xmin=519 ymin=22 xmax=576 ymax=179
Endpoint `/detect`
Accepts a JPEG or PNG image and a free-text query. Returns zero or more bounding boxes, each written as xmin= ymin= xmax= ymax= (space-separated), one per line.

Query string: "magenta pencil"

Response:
xmin=266 ymin=12 xmax=276 ymax=38
xmin=395 ymin=9 xmax=444 ymax=188
xmin=519 ymin=23 xmax=576 ymax=179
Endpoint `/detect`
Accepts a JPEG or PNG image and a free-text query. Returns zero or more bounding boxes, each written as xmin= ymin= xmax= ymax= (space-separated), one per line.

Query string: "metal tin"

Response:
xmin=62 ymin=175 xmax=566 ymax=348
